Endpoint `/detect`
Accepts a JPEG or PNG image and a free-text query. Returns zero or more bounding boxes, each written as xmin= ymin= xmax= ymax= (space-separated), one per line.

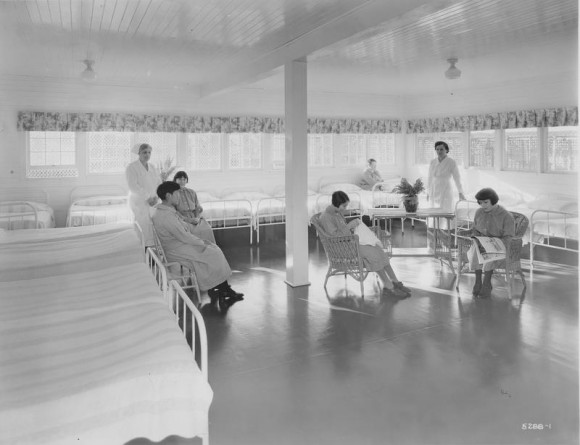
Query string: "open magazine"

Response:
xmin=354 ymin=223 xmax=383 ymax=247
xmin=471 ymin=236 xmax=506 ymax=264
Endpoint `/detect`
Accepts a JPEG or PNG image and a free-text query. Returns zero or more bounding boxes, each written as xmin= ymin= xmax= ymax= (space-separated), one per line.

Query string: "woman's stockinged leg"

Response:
xmin=377 ymin=269 xmax=394 ymax=289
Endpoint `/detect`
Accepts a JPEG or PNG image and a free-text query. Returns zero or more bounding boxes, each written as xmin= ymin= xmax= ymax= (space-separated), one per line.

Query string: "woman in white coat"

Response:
xmin=426 ymin=140 xmax=466 ymax=212
xmin=125 ymin=143 xmax=161 ymax=247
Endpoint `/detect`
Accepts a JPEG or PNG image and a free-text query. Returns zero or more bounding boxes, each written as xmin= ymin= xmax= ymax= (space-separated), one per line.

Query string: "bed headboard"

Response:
xmin=70 ymin=185 xmax=128 ymax=203
xmin=0 ymin=188 xmax=48 ymax=204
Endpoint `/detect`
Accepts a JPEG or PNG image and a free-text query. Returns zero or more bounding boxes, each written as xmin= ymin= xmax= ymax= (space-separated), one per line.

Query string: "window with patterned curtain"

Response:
xmin=227 ymin=133 xmax=262 ymax=169
xmin=27 ymin=131 xmax=78 ymax=178
xmin=186 ymin=133 xmax=221 ymax=171
xmin=271 ymin=134 xmax=285 ymax=170
xmin=308 ymin=134 xmax=333 ymax=167
xmin=438 ymin=132 xmax=465 ymax=166
xmin=87 ymin=131 xmax=132 ymax=174
xmin=545 ymin=126 xmax=577 ymax=173
xmin=503 ymin=128 xmax=539 ymax=172
xmin=469 ymin=130 xmax=495 ymax=168
xmin=135 ymin=132 xmax=178 ymax=171
xmin=367 ymin=134 xmax=395 ymax=166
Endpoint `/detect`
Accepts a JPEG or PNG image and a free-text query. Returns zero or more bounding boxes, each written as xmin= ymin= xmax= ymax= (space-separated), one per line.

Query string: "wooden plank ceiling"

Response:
xmin=0 ymin=0 xmax=576 ymax=98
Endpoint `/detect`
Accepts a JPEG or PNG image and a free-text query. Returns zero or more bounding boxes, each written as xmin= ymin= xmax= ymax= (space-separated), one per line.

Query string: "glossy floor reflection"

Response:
xmin=204 ymin=225 xmax=578 ymax=445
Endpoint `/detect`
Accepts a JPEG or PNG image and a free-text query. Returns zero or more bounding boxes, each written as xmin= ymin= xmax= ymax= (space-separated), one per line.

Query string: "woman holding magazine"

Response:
xmin=469 ymin=188 xmax=515 ymax=298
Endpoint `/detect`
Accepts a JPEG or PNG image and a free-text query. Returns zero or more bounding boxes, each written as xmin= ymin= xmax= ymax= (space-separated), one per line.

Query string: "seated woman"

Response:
xmin=152 ymin=181 xmax=243 ymax=306
xmin=173 ymin=171 xmax=216 ymax=243
xmin=469 ymin=187 xmax=515 ymax=298
xmin=318 ymin=191 xmax=411 ymax=298
xmin=358 ymin=158 xmax=384 ymax=191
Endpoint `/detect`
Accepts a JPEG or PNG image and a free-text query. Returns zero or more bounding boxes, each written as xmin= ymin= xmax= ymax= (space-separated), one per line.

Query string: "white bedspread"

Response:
xmin=0 ymin=223 xmax=144 ymax=281
xmin=0 ymin=263 xmax=213 ymax=445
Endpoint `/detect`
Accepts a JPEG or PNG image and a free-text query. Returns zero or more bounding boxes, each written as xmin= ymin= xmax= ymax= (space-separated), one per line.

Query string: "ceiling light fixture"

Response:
xmin=81 ymin=59 xmax=97 ymax=81
xmin=445 ymin=57 xmax=461 ymax=80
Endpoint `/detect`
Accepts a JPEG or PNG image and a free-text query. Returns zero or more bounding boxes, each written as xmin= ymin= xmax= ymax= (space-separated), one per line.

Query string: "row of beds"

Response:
xmin=0 ymin=201 xmax=212 ymax=442
xmin=1 ymin=180 xmax=577 ymax=264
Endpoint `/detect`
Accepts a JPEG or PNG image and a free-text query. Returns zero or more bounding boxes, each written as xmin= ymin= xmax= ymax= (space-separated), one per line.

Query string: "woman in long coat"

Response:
xmin=125 ymin=143 xmax=161 ymax=247
xmin=318 ymin=191 xmax=410 ymax=298
xmin=173 ymin=171 xmax=216 ymax=243
xmin=152 ymin=181 xmax=243 ymax=303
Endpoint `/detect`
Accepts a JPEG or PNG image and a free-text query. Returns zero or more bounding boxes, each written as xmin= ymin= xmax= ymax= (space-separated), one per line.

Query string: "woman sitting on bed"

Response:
xmin=173 ymin=171 xmax=216 ymax=243
xmin=152 ymin=181 xmax=243 ymax=306
xmin=469 ymin=187 xmax=515 ymax=299
xmin=318 ymin=191 xmax=411 ymax=298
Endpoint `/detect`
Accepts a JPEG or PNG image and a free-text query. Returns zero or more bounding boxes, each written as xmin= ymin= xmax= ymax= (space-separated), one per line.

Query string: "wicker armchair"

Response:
xmin=456 ymin=211 xmax=528 ymax=298
xmin=310 ymin=213 xmax=391 ymax=297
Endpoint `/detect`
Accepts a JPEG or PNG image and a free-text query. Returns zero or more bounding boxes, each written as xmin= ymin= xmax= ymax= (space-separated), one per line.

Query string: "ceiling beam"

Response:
xmin=199 ymin=0 xmax=458 ymax=97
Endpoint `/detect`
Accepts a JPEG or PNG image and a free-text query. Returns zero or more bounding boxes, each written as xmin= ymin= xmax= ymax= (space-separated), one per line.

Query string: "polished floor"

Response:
xmin=135 ymin=222 xmax=578 ymax=445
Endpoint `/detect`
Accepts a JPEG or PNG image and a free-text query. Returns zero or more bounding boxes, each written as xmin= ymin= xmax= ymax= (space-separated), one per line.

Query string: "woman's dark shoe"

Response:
xmin=208 ymin=288 xmax=220 ymax=305
xmin=472 ymin=270 xmax=483 ymax=297
xmin=383 ymin=286 xmax=408 ymax=299
xmin=225 ymin=285 xmax=244 ymax=301
xmin=394 ymin=281 xmax=411 ymax=295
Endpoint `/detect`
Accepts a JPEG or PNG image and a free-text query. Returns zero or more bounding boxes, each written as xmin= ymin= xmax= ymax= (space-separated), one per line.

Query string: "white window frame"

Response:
xmin=502 ymin=128 xmax=540 ymax=172
xmin=26 ymin=131 xmax=79 ymax=179
xmin=543 ymin=126 xmax=578 ymax=174
xmin=227 ymin=133 xmax=262 ymax=170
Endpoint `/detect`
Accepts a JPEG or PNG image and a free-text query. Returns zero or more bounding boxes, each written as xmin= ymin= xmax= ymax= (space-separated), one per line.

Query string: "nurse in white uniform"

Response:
xmin=125 ymin=143 xmax=161 ymax=247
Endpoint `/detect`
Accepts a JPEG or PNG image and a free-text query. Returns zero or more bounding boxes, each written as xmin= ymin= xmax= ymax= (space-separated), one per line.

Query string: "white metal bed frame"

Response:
xmin=0 ymin=201 xmax=39 ymax=229
xmin=67 ymin=185 xmax=132 ymax=227
xmin=255 ymin=196 xmax=286 ymax=244
xmin=145 ymin=248 xmax=210 ymax=445
xmin=0 ymin=188 xmax=51 ymax=230
xmin=203 ymin=198 xmax=254 ymax=243
xmin=530 ymin=209 xmax=578 ymax=269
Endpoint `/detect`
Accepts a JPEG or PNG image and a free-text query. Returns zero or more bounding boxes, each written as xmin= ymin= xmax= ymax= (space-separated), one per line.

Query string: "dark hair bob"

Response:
xmin=331 ymin=191 xmax=350 ymax=208
xmin=434 ymin=141 xmax=450 ymax=153
xmin=475 ymin=187 xmax=499 ymax=205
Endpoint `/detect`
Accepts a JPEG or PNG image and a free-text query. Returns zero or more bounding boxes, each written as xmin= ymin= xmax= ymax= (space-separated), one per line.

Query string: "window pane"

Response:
xmin=367 ymin=134 xmax=395 ymax=165
xmin=308 ymin=134 xmax=333 ymax=167
xmin=338 ymin=134 xmax=366 ymax=166
xmin=469 ymin=130 xmax=495 ymax=168
xmin=87 ymin=132 xmax=132 ymax=174
xmin=27 ymin=131 xmax=78 ymax=178
xmin=546 ymin=126 xmax=577 ymax=173
xmin=271 ymin=134 xmax=285 ymax=169
xmin=227 ymin=133 xmax=261 ymax=169
xmin=28 ymin=131 xmax=76 ymax=166
xmin=136 ymin=133 xmax=178 ymax=171
xmin=186 ymin=133 xmax=221 ymax=170
xmin=504 ymin=128 xmax=539 ymax=171
xmin=415 ymin=134 xmax=436 ymax=164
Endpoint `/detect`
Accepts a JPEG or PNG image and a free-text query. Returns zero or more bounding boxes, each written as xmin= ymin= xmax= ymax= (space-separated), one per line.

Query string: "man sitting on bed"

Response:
xmin=152 ymin=181 xmax=244 ymax=306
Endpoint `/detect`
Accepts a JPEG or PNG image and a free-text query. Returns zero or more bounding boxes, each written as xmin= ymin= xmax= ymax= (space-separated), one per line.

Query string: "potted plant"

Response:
xmin=392 ymin=178 xmax=425 ymax=213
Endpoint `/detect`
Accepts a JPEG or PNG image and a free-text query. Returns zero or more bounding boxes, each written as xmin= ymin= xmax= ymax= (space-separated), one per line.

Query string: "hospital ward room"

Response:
xmin=0 ymin=0 xmax=578 ymax=444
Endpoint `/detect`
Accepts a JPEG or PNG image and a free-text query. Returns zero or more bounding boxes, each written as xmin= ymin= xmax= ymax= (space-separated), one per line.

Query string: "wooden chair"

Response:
xmin=151 ymin=224 xmax=202 ymax=306
xmin=456 ymin=211 xmax=528 ymax=299
xmin=310 ymin=212 xmax=391 ymax=297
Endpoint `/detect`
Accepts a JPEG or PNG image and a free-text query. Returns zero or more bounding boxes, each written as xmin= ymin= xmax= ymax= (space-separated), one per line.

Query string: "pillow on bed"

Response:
xmin=224 ymin=191 xmax=271 ymax=201
xmin=497 ymin=191 xmax=524 ymax=207
xmin=319 ymin=183 xmax=362 ymax=193
xmin=196 ymin=191 xmax=219 ymax=202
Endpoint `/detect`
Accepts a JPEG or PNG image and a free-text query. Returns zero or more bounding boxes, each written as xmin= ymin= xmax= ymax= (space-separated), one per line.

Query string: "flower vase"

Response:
xmin=403 ymin=195 xmax=418 ymax=213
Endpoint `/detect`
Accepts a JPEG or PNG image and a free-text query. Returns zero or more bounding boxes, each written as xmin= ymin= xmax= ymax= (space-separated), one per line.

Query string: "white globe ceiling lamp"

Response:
xmin=81 ymin=59 xmax=97 ymax=81
xmin=445 ymin=57 xmax=461 ymax=80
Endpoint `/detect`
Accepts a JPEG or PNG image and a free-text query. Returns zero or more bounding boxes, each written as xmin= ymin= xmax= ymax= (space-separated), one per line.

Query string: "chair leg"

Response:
xmin=517 ymin=270 xmax=526 ymax=289
xmin=360 ymin=279 xmax=364 ymax=298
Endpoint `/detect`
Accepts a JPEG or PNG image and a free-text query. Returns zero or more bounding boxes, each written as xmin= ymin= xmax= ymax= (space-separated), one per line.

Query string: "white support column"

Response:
xmin=284 ymin=58 xmax=310 ymax=288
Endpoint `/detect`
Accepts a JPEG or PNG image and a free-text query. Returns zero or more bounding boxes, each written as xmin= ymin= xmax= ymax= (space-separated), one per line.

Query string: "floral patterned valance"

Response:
xmin=16 ymin=111 xmax=402 ymax=134
xmin=406 ymin=107 xmax=578 ymax=133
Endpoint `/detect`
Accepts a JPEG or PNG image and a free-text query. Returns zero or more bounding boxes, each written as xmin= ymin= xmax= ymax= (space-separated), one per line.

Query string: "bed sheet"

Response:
xmin=0 ymin=263 xmax=212 ymax=445
xmin=203 ymin=199 xmax=253 ymax=228
xmin=67 ymin=203 xmax=133 ymax=227
xmin=0 ymin=201 xmax=55 ymax=229
xmin=0 ymin=223 xmax=144 ymax=282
